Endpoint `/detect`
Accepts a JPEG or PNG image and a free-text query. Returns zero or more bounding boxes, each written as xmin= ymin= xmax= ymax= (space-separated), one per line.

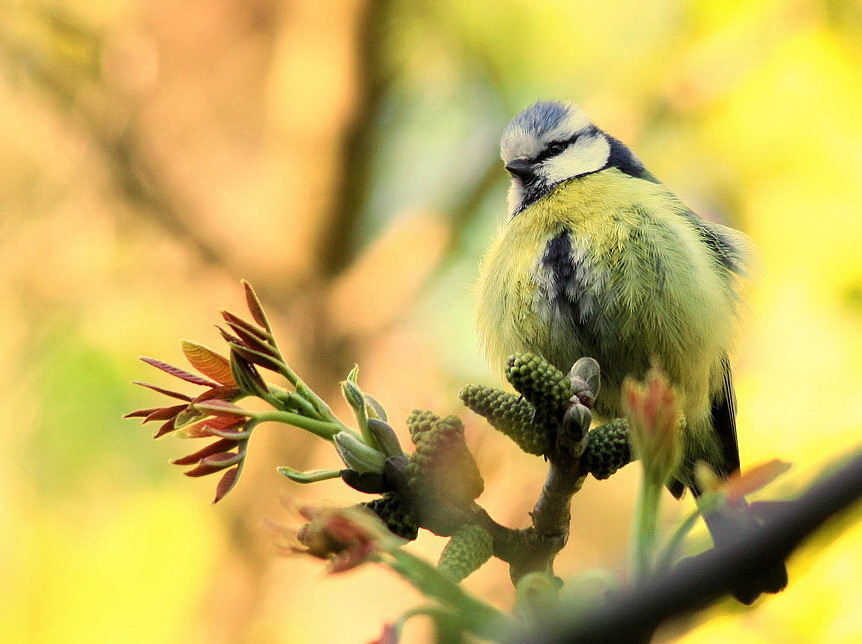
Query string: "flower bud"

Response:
xmin=582 ymin=419 xmax=632 ymax=480
xmin=506 ymin=353 xmax=574 ymax=417
xmin=568 ymin=357 xmax=601 ymax=408
xmin=367 ymin=418 xmax=405 ymax=458
xmin=334 ymin=432 xmax=385 ymax=474
xmin=622 ymin=368 xmax=682 ymax=486
xmin=459 ymin=384 xmax=549 ymax=456
xmin=437 ymin=524 xmax=493 ymax=582
xmin=559 ymin=403 xmax=591 ymax=456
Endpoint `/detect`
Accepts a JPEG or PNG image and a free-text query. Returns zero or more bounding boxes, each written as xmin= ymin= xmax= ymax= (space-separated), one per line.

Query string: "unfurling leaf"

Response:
xmin=184 ymin=461 xmax=231 ymax=477
xmin=131 ymin=382 xmax=193 ymax=401
xmin=229 ymin=343 xmax=284 ymax=373
xmin=230 ymin=350 xmax=269 ymax=398
xmin=139 ymin=357 xmax=220 ymax=388
xmin=141 ymin=404 xmax=187 ymax=423
xmin=214 ymin=466 xmax=240 ymax=503
xmin=201 ymin=451 xmax=243 ymax=467
xmin=334 ymin=432 xmax=385 ymax=474
xmin=181 ymin=341 xmax=235 ymax=386
xmin=192 ymin=400 xmax=256 ymax=418
xmin=242 ymin=279 xmax=272 ymax=332
xmin=215 ymin=325 xmax=243 ymax=345
xmin=224 ymin=321 xmax=273 ymax=355
xmin=623 ymin=368 xmax=682 ymax=486
xmin=171 ymin=438 xmax=236 ymax=466
xmin=367 ymin=418 xmax=405 ymax=458
xmin=124 ymin=407 xmax=163 ymax=419
xmin=179 ymin=414 xmax=245 ymax=438
xmin=154 ymin=418 xmax=178 ymax=439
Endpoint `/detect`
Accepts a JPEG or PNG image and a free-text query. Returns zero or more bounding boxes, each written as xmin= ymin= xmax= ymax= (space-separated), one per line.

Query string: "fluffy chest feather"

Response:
xmin=476 ymin=169 xmax=736 ymax=421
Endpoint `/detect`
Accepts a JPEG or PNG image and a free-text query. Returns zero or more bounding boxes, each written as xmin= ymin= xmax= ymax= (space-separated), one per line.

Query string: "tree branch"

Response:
xmin=513 ymin=450 xmax=862 ymax=644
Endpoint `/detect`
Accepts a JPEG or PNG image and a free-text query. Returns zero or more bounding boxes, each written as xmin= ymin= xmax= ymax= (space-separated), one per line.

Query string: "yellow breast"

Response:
xmin=476 ymin=169 xmax=737 ymax=428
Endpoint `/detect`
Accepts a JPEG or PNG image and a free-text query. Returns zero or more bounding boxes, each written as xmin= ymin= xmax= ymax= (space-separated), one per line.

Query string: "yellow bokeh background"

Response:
xmin=2 ymin=1 xmax=861 ymax=642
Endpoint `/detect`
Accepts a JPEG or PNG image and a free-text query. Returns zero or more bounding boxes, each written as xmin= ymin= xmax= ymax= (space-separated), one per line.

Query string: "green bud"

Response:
xmin=506 ymin=353 xmax=574 ymax=417
xmin=346 ymin=363 xmax=360 ymax=383
xmin=559 ymin=403 xmax=592 ymax=457
xmin=341 ymin=379 xmax=366 ymax=418
xmin=437 ymin=524 xmax=493 ymax=582
xmin=407 ymin=415 xmax=484 ymax=506
xmin=367 ymin=418 xmax=405 ymax=458
xmin=342 ymin=379 xmax=379 ymax=450
xmin=230 ymin=350 xmax=269 ymax=399
xmin=406 ymin=409 xmax=441 ymax=445
xmin=363 ymin=393 xmax=388 ymax=421
xmin=362 ymin=493 xmax=419 ymax=541
xmin=459 ymin=384 xmax=549 ymax=456
xmin=568 ymin=357 xmax=601 ymax=408
xmin=514 ymin=572 xmax=561 ymax=627
xmin=582 ymin=419 xmax=633 ymax=480
xmin=334 ymin=432 xmax=385 ymax=474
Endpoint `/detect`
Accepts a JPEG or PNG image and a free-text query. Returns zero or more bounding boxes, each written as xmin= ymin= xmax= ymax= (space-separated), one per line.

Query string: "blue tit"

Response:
xmin=476 ymin=100 xmax=786 ymax=601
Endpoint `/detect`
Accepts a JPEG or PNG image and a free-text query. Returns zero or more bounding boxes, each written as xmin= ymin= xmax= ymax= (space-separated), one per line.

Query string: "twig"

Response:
xmin=513 ymin=450 xmax=862 ymax=644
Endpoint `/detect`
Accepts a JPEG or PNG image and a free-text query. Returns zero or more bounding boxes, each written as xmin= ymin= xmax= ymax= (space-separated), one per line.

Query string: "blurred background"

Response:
xmin=2 ymin=0 xmax=862 ymax=642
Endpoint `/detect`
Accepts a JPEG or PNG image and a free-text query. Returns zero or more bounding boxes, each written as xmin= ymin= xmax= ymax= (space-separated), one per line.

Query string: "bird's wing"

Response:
xmin=632 ymin=167 xmax=753 ymax=276
xmin=711 ymin=356 xmax=741 ymax=478
xmin=669 ymin=358 xmax=741 ymax=499
xmin=678 ymin=208 xmax=754 ymax=276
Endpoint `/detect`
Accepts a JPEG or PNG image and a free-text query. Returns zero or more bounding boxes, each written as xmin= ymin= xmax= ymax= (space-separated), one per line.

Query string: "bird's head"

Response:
xmin=500 ymin=100 xmax=644 ymax=216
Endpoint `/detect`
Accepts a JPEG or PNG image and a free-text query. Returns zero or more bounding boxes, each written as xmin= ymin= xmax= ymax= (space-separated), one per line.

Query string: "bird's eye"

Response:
xmin=547 ymin=142 xmax=567 ymax=156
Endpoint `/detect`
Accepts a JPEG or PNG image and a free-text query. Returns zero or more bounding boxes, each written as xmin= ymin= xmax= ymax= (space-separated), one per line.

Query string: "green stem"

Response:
xmin=260 ymin=390 xmax=289 ymax=413
xmin=383 ymin=549 xmax=512 ymax=637
xmin=275 ymin=363 xmax=339 ymax=422
xmin=269 ymin=386 xmax=323 ymax=419
xmin=394 ymin=606 xmax=450 ymax=638
xmin=631 ymin=471 xmax=662 ymax=584
xmin=277 ymin=467 xmax=342 ymax=483
xmin=655 ymin=504 xmax=705 ymax=573
xmin=254 ymin=410 xmax=346 ymax=440
xmin=654 ymin=490 xmax=726 ymax=572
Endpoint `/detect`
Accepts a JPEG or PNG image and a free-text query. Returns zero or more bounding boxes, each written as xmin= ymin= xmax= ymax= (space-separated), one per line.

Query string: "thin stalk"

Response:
xmin=632 ymin=472 xmax=662 ymax=584
xmin=655 ymin=506 xmax=704 ymax=573
xmin=254 ymin=410 xmax=347 ymax=440
xmin=275 ymin=363 xmax=341 ymax=421
xmin=277 ymin=467 xmax=343 ymax=483
xmin=268 ymin=386 xmax=322 ymax=419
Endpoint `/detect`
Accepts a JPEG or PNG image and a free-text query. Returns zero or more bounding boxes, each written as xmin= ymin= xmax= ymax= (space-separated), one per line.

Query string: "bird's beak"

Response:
xmin=505 ymin=158 xmax=535 ymax=180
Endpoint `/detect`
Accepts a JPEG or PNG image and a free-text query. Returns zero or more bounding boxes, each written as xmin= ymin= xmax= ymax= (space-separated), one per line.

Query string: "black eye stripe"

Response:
xmin=534 ymin=124 xmax=602 ymax=162
xmin=535 ymin=133 xmax=582 ymax=162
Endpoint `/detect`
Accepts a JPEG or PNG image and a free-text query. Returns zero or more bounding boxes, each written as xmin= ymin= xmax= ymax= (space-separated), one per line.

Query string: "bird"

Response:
xmin=475 ymin=99 xmax=787 ymax=602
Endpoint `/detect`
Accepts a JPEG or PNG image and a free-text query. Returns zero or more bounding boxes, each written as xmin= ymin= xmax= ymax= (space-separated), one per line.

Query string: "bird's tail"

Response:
xmin=702 ymin=500 xmax=788 ymax=604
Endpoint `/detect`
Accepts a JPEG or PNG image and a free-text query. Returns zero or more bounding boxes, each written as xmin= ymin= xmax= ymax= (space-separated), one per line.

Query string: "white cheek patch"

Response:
xmin=539 ymin=135 xmax=611 ymax=184
xmin=507 ymin=182 xmax=524 ymax=216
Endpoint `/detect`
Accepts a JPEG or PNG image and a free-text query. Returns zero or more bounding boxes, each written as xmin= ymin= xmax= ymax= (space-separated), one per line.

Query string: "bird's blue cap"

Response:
xmin=503 ymin=100 xmax=576 ymax=141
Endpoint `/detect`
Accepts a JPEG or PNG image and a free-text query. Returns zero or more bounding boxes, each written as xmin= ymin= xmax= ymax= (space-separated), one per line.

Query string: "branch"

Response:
xmin=513 ymin=450 xmax=862 ymax=644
